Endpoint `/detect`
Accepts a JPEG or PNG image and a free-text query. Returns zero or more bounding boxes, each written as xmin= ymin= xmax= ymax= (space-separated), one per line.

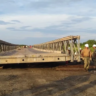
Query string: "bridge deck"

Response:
xmin=0 ymin=48 xmax=79 ymax=64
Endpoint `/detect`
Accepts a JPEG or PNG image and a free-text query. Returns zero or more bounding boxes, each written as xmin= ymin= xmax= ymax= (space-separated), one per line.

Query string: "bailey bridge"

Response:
xmin=0 ymin=36 xmax=80 ymax=64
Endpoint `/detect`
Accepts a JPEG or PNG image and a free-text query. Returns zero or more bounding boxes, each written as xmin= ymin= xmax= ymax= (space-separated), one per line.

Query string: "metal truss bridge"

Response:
xmin=0 ymin=36 xmax=80 ymax=64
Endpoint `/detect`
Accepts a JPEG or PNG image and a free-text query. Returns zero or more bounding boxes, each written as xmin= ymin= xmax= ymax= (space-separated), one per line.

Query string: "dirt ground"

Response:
xmin=0 ymin=63 xmax=96 ymax=96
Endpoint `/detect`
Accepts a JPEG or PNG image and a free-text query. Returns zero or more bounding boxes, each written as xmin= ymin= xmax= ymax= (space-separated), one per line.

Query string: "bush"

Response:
xmin=80 ymin=40 xmax=96 ymax=52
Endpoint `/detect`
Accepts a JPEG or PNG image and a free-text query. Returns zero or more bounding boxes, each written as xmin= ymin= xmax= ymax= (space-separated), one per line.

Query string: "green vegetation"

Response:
xmin=80 ymin=40 xmax=96 ymax=52
xmin=19 ymin=44 xmax=26 ymax=47
xmin=19 ymin=44 xmax=26 ymax=46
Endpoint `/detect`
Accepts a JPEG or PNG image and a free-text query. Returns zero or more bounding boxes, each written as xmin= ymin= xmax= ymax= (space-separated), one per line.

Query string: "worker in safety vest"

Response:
xmin=81 ymin=44 xmax=91 ymax=71
xmin=92 ymin=44 xmax=96 ymax=69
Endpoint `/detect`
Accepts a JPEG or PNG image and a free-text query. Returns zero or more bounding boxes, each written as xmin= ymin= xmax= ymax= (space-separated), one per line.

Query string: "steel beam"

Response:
xmin=33 ymin=35 xmax=80 ymax=62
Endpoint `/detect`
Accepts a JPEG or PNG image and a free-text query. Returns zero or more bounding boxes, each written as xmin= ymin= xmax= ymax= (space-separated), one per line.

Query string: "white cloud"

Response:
xmin=0 ymin=14 xmax=70 ymax=29
xmin=0 ymin=14 xmax=96 ymax=43
xmin=0 ymin=0 xmax=96 ymax=44
xmin=1 ymin=14 xmax=96 ymax=30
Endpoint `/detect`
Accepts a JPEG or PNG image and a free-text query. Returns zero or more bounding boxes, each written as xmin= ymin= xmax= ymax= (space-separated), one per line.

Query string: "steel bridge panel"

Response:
xmin=0 ymin=35 xmax=81 ymax=64
xmin=0 ymin=55 xmax=80 ymax=64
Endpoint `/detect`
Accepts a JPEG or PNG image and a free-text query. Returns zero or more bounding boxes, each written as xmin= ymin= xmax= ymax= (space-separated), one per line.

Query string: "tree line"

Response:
xmin=80 ymin=40 xmax=96 ymax=51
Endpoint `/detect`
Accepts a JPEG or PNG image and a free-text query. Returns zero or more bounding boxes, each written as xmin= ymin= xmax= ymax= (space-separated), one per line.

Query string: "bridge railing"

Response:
xmin=33 ymin=35 xmax=80 ymax=62
xmin=0 ymin=40 xmax=19 ymax=52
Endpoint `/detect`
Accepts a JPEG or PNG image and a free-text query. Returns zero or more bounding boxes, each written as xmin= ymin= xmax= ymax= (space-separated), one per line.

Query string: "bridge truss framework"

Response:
xmin=0 ymin=36 xmax=81 ymax=64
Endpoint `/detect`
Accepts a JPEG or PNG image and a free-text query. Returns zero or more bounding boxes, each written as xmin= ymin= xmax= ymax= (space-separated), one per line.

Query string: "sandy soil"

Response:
xmin=0 ymin=64 xmax=96 ymax=96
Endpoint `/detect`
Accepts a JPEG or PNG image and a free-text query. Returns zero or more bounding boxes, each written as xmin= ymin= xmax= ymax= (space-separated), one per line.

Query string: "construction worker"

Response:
xmin=92 ymin=44 xmax=96 ymax=69
xmin=81 ymin=44 xmax=91 ymax=71
xmin=68 ymin=47 xmax=70 ymax=55
xmin=75 ymin=48 xmax=81 ymax=55
xmin=80 ymin=48 xmax=82 ymax=53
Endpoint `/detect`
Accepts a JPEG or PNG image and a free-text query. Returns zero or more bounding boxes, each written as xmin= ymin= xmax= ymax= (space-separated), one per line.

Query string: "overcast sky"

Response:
xmin=0 ymin=0 xmax=96 ymax=45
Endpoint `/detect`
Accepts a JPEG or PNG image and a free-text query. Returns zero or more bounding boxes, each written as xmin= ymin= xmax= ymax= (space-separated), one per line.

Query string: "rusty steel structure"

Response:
xmin=33 ymin=35 xmax=80 ymax=62
xmin=0 ymin=40 xmax=19 ymax=52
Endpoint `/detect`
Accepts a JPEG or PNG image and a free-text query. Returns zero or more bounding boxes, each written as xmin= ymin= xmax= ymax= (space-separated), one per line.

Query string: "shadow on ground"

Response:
xmin=2 ymin=61 xmax=82 ymax=69
xmin=0 ymin=50 xmax=17 ymax=56
xmin=1 ymin=74 xmax=96 ymax=96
